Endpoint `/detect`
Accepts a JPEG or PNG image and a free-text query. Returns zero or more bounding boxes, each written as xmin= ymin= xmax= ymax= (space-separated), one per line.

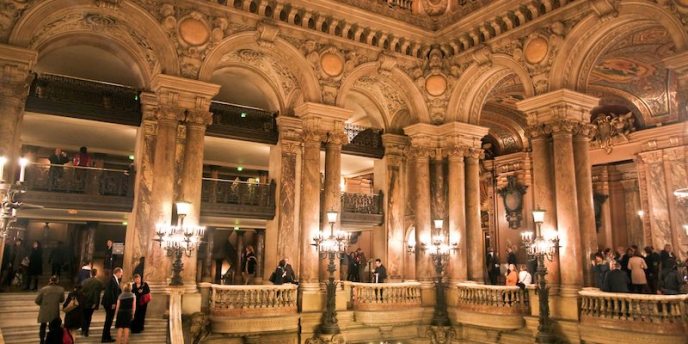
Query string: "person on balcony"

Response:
xmin=48 ymin=148 xmax=69 ymax=190
xmin=643 ymin=246 xmax=660 ymax=294
xmin=486 ymin=247 xmax=500 ymax=285
xmin=283 ymin=257 xmax=297 ymax=284
xmin=517 ymin=264 xmax=532 ymax=288
xmin=505 ymin=264 xmax=518 ymax=286
xmin=659 ymin=244 xmax=676 ymax=280
xmin=592 ymin=253 xmax=609 ymax=289
xmin=373 ymin=259 xmax=387 ymax=283
xmin=241 ymin=245 xmax=256 ymax=285
xmin=628 ymin=250 xmax=649 ymax=294
xmin=602 ymin=261 xmax=630 ymax=293
xmin=659 ymin=263 xmax=684 ymax=295
xmin=73 ymin=146 xmax=92 ymax=190
xmin=506 ymin=246 xmax=516 ymax=266
xmin=269 ymin=260 xmax=288 ymax=285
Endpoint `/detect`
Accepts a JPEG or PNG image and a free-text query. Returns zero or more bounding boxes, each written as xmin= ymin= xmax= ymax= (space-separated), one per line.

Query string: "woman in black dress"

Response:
xmin=114 ymin=283 xmax=136 ymax=344
xmin=63 ymin=284 xmax=84 ymax=339
xmin=25 ymin=241 xmax=42 ymax=291
xmin=131 ymin=273 xmax=150 ymax=333
xmin=241 ymin=245 xmax=257 ymax=285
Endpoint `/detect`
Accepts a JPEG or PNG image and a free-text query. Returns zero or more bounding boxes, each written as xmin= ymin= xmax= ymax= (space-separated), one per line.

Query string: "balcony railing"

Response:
xmin=347 ymin=281 xmax=421 ymax=311
xmin=24 ymin=163 xmax=132 ymax=197
xmin=343 ymin=123 xmax=384 ymax=158
xmin=200 ymin=178 xmax=276 ymax=219
xmin=456 ymin=282 xmax=529 ymax=315
xmin=209 ymin=284 xmax=298 ymax=317
xmin=207 ymin=101 xmax=278 ymax=144
xmin=341 ymin=191 xmax=382 ymax=215
xmin=26 ymin=73 xmax=141 ymax=126
xmin=579 ymin=289 xmax=688 ymax=336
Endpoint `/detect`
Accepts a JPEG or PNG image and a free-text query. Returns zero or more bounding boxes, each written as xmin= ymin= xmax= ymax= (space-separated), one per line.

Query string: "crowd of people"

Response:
xmin=592 ymin=244 xmax=687 ymax=294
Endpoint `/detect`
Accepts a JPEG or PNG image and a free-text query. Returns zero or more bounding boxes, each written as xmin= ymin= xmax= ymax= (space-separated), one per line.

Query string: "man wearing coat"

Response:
xmin=35 ymin=275 xmax=65 ymax=344
xmin=81 ymin=268 xmax=104 ymax=337
xmin=486 ymin=247 xmax=500 ymax=285
xmin=101 ymin=267 xmax=123 ymax=343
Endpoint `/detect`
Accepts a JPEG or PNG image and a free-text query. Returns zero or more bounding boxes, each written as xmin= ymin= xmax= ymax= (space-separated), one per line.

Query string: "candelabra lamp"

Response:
xmin=310 ymin=210 xmax=349 ymax=337
xmin=520 ymin=209 xmax=559 ymax=344
xmin=425 ymin=219 xmax=458 ymax=326
xmin=154 ymin=201 xmax=205 ymax=286
xmin=0 ymin=157 xmax=32 ymax=270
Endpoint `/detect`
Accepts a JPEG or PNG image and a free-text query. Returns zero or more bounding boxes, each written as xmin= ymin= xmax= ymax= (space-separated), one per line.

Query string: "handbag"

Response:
xmin=139 ymin=293 xmax=151 ymax=306
xmin=63 ymin=297 xmax=79 ymax=313
xmin=62 ymin=326 xmax=74 ymax=344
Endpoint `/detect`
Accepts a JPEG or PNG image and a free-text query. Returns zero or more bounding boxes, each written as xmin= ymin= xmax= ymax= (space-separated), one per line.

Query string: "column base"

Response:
xmin=419 ymin=280 xmax=435 ymax=307
xmin=550 ymin=286 xmax=580 ymax=321
xmin=300 ymin=282 xmax=324 ymax=312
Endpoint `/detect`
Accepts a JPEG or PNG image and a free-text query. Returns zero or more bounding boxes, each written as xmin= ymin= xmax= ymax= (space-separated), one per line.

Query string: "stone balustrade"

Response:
xmin=209 ymin=284 xmax=297 ymax=317
xmin=347 ymin=281 xmax=421 ymax=311
xmin=579 ymin=289 xmax=688 ymax=336
xmin=456 ymin=282 xmax=529 ymax=315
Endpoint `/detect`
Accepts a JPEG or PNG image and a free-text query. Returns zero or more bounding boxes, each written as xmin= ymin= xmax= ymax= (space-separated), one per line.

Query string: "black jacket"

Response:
xmin=101 ymin=276 xmax=121 ymax=309
xmin=373 ymin=265 xmax=387 ymax=283
xmin=486 ymin=252 xmax=500 ymax=274
xmin=602 ymin=269 xmax=630 ymax=293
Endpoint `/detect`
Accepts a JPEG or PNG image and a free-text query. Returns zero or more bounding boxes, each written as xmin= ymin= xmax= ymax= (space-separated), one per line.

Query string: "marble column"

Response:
xmin=0 ymin=46 xmax=36 ymax=271
xmin=255 ymin=230 xmax=265 ymax=282
xmin=446 ymin=145 xmax=467 ymax=282
xmin=550 ymin=121 xmax=583 ymax=292
xmin=573 ymin=127 xmax=597 ymax=287
xmin=526 ymin=128 xmax=560 ymax=287
xmin=465 ymin=148 xmax=484 ymax=282
xmin=320 ymin=125 xmax=347 ymax=280
xmin=202 ymin=227 xmax=214 ymax=283
xmin=83 ymin=222 xmax=97 ymax=264
xmin=236 ymin=230 xmax=245 ymax=284
xmin=298 ymin=123 xmax=322 ymax=285
xmin=381 ymin=134 xmax=408 ymax=280
xmin=412 ymin=144 xmax=433 ymax=281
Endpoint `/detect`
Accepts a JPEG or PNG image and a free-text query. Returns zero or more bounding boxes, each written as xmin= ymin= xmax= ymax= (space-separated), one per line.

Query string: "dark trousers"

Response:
xmin=82 ymin=307 xmax=95 ymax=335
xmin=102 ymin=307 xmax=115 ymax=340
xmin=39 ymin=322 xmax=47 ymax=344
xmin=214 ymin=259 xmax=224 ymax=284
xmin=488 ymin=271 xmax=499 ymax=285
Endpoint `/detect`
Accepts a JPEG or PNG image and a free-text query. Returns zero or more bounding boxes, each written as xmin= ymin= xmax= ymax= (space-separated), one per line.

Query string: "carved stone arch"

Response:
xmin=199 ymin=32 xmax=322 ymax=105
xmin=337 ymin=62 xmax=430 ymax=127
xmin=446 ymin=54 xmax=534 ymax=124
xmin=479 ymin=112 xmax=525 ymax=155
xmin=480 ymin=106 xmax=528 ymax=148
xmin=211 ymin=64 xmax=284 ymax=113
xmin=550 ymin=2 xmax=688 ymax=90
xmin=9 ymin=0 xmax=179 ymax=86
xmin=587 ymin=84 xmax=651 ymax=128
xmin=343 ymin=88 xmax=389 ymax=129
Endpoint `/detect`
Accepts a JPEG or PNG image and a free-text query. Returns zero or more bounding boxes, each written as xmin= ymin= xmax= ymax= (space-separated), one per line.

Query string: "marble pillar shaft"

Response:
xmin=299 ymin=136 xmax=321 ymax=283
xmin=529 ymin=135 xmax=561 ymax=287
xmin=431 ymin=155 xmax=446 ymax=221
xmin=465 ymin=152 xmax=483 ymax=282
xmin=414 ymin=153 xmax=432 ymax=281
xmin=272 ymin=137 xmax=301 ymax=279
xmin=385 ymin=155 xmax=404 ymax=279
xmin=203 ymin=227 xmax=214 ymax=282
xmin=552 ymin=131 xmax=583 ymax=291
xmin=321 ymin=140 xmax=342 ymax=280
xmin=447 ymin=152 xmax=467 ymax=281
xmin=573 ymin=134 xmax=597 ymax=287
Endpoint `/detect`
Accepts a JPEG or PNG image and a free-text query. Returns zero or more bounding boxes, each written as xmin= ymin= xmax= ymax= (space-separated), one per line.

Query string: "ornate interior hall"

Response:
xmin=0 ymin=0 xmax=686 ymax=343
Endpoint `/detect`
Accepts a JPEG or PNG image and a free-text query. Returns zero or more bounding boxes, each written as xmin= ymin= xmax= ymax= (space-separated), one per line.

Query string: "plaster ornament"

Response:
xmin=524 ymin=37 xmax=549 ymax=65
xmin=256 ymin=20 xmax=280 ymax=47
xmin=211 ymin=17 xmax=228 ymax=42
xmin=178 ymin=17 xmax=210 ymax=46
xmin=471 ymin=46 xmax=492 ymax=66
xmin=421 ymin=0 xmax=449 ymax=16
xmin=160 ymin=4 xmax=177 ymax=31
xmin=320 ymin=52 xmax=344 ymax=77
xmin=425 ymin=74 xmax=447 ymax=96
xmin=591 ymin=112 xmax=635 ymax=154
xmin=377 ymin=53 xmax=397 ymax=75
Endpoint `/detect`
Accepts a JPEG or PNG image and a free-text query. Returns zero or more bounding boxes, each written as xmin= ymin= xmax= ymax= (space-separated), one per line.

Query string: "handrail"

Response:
xmin=30 ymin=162 xmax=129 ymax=173
xmin=346 ymin=281 xmax=422 ymax=311
xmin=209 ymin=283 xmax=298 ymax=317
xmin=201 ymin=177 xmax=270 ymax=185
xmin=455 ymin=282 xmax=529 ymax=315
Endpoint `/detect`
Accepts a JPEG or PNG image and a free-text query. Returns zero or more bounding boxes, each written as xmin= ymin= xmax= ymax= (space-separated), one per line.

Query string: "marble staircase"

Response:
xmin=0 ymin=292 xmax=167 ymax=343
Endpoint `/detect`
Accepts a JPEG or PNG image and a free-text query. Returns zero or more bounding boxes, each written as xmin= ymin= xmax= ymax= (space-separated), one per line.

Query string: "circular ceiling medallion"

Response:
xmin=320 ymin=52 xmax=344 ymax=77
xmin=425 ymin=74 xmax=447 ymax=96
xmin=179 ymin=18 xmax=210 ymax=46
xmin=524 ymin=37 xmax=549 ymax=64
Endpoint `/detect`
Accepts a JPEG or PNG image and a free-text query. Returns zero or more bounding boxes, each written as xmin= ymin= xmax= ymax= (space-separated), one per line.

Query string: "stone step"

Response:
xmin=3 ymin=320 xmax=167 ymax=343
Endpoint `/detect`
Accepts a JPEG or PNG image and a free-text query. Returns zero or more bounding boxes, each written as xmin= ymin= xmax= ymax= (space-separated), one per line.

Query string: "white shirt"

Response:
xmin=518 ymin=270 xmax=532 ymax=285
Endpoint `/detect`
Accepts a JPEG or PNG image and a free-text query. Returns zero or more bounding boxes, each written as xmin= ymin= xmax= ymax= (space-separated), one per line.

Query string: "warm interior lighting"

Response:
xmin=674 ymin=187 xmax=688 ymax=198
xmin=637 ymin=210 xmax=645 ymax=217
xmin=532 ymin=209 xmax=545 ymax=224
xmin=0 ymin=156 xmax=7 ymax=181
xmin=175 ymin=201 xmax=192 ymax=217
xmin=433 ymin=219 xmax=444 ymax=230
xmin=326 ymin=210 xmax=338 ymax=224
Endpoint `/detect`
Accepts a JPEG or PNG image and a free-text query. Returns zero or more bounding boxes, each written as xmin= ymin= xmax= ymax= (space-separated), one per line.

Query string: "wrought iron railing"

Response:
xmin=26 ymin=73 xmax=141 ymax=125
xmin=201 ymin=178 xmax=275 ymax=207
xmin=343 ymin=123 xmax=384 ymax=158
xmin=24 ymin=163 xmax=132 ymax=197
xmin=207 ymin=101 xmax=278 ymax=144
xmin=341 ymin=191 xmax=383 ymax=215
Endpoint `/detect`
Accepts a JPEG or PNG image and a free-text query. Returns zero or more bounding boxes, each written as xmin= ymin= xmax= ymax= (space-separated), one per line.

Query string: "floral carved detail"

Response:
xmin=591 ymin=112 xmax=635 ymax=154
xmin=354 ymin=76 xmax=408 ymax=118
xmin=220 ymin=49 xmax=298 ymax=99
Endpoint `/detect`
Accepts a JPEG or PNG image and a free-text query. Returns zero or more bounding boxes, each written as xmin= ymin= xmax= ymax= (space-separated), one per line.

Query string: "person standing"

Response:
xmin=26 ymin=241 xmax=43 ymax=291
xmin=104 ymin=240 xmax=115 ymax=275
xmin=3 ymin=239 xmax=24 ymax=288
xmin=592 ymin=253 xmax=610 ymax=289
xmin=517 ymin=264 xmax=532 ymax=287
xmin=269 ymin=260 xmax=288 ymax=285
xmin=659 ymin=264 xmax=684 ymax=295
xmin=284 ymin=257 xmax=296 ymax=284
xmin=133 ymin=257 xmax=145 ymax=279
xmin=77 ymin=260 xmax=92 ymax=284
xmin=35 ymin=276 xmax=65 ymax=344
xmin=602 ymin=261 xmax=630 ymax=293
xmin=505 ymin=264 xmax=518 ymax=286
xmin=486 ymin=247 xmax=500 ymax=285
xmin=506 ymin=246 xmax=517 ymax=266
xmin=660 ymin=244 xmax=676 ymax=280
xmin=115 ymin=283 xmax=136 ymax=344
xmin=373 ymin=259 xmax=387 ymax=283
xmin=241 ymin=245 xmax=256 ymax=285
xmin=628 ymin=251 xmax=649 ymax=293
xmin=48 ymin=148 xmax=69 ymax=189
xmin=347 ymin=250 xmax=359 ymax=282
xmin=80 ymin=268 xmax=103 ymax=337
xmin=643 ymin=246 xmax=660 ymax=294
xmin=101 ymin=267 xmax=123 ymax=343
xmin=131 ymin=274 xmax=150 ymax=334
xmin=63 ymin=284 xmax=84 ymax=339
xmin=45 ymin=318 xmax=65 ymax=344
xmin=48 ymin=241 xmax=66 ymax=279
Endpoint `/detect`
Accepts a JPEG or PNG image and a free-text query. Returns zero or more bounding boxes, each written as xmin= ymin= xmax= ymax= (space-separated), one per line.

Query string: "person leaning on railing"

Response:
xmin=658 ymin=263 xmax=685 ymax=295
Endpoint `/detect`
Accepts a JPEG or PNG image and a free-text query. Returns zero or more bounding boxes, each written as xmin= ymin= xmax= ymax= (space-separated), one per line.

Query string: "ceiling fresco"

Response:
xmin=587 ymin=27 xmax=680 ymax=127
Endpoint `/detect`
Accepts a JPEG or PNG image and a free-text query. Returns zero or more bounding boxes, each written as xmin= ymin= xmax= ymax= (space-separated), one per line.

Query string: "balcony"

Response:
xmin=207 ymin=101 xmax=278 ymax=144
xmin=579 ymin=289 xmax=688 ymax=344
xmin=200 ymin=178 xmax=276 ymax=219
xmin=343 ymin=123 xmax=384 ymax=158
xmin=338 ymin=191 xmax=384 ymax=227
xmin=345 ymin=281 xmax=423 ymax=326
xmin=451 ymin=282 xmax=529 ymax=330
xmin=22 ymin=163 xmax=133 ymax=212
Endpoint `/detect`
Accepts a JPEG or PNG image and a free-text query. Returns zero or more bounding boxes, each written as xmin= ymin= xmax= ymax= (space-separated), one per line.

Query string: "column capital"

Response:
xmin=151 ymin=74 xmax=220 ymax=112
xmin=545 ymin=119 xmax=579 ymax=136
xmin=465 ymin=147 xmax=484 ymax=160
xmin=0 ymin=44 xmax=37 ymax=100
xmin=381 ymin=133 xmax=409 ymax=156
xmin=516 ymin=89 xmax=599 ymax=127
xmin=294 ymin=102 xmax=353 ymax=129
xmin=183 ymin=110 xmax=213 ymax=126
xmin=277 ymin=115 xmax=303 ymax=142
xmin=437 ymin=122 xmax=489 ymax=148
xmin=444 ymin=143 xmax=468 ymax=161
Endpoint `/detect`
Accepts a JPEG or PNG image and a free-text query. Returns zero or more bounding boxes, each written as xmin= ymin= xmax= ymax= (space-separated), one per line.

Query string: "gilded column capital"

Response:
xmin=465 ymin=147 xmax=484 ymax=160
xmin=445 ymin=143 xmax=468 ymax=161
xmin=410 ymin=146 xmax=434 ymax=161
xmin=0 ymin=45 xmax=37 ymax=101
xmin=524 ymin=124 xmax=549 ymax=140
xmin=381 ymin=134 xmax=409 ymax=167
xmin=325 ymin=129 xmax=348 ymax=146
xmin=545 ymin=119 xmax=579 ymax=136
xmin=183 ymin=110 xmax=213 ymax=127
xmin=574 ymin=122 xmax=597 ymax=140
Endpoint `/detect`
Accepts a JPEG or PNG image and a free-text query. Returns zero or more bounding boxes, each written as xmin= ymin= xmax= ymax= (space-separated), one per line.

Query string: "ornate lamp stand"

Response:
xmin=520 ymin=209 xmax=559 ymax=344
xmin=307 ymin=210 xmax=349 ymax=344
xmin=0 ymin=157 xmax=31 ymax=270
xmin=154 ymin=201 xmax=205 ymax=286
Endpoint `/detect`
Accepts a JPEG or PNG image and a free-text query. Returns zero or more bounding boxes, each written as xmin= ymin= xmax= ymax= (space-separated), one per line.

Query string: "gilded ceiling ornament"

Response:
xmin=591 ymin=112 xmax=635 ymax=154
xmin=421 ymin=0 xmax=449 ymax=16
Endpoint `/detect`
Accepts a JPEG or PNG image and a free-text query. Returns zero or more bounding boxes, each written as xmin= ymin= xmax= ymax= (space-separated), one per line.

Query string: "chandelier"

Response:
xmin=312 ymin=210 xmax=350 ymax=253
xmin=154 ymin=201 xmax=205 ymax=286
xmin=520 ymin=209 xmax=559 ymax=261
xmin=422 ymin=219 xmax=458 ymax=258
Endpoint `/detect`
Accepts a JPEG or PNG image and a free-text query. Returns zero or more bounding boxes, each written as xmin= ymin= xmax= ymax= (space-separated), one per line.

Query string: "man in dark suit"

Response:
xmin=101 ymin=267 xmax=123 ymax=342
xmin=373 ymin=259 xmax=387 ymax=283
xmin=486 ymin=247 xmax=500 ymax=285
xmin=81 ymin=268 xmax=104 ymax=337
xmin=602 ymin=261 xmax=630 ymax=293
